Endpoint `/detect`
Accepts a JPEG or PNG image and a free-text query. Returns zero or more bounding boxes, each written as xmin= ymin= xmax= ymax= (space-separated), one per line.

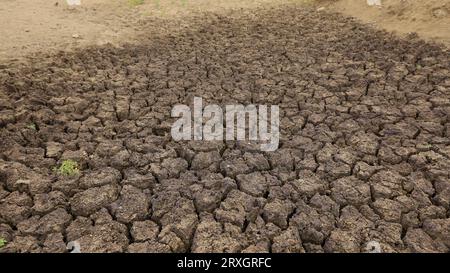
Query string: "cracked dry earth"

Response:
xmin=1 ymin=6 xmax=450 ymax=253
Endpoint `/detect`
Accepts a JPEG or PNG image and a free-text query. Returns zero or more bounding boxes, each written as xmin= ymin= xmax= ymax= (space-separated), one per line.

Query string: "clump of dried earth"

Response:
xmin=0 ymin=5 xmax=450 ymax=253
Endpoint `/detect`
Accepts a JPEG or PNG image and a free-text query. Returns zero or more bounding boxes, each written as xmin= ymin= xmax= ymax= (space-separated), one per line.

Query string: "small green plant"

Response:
xmin=0 ymin=237 xmax=7 ymax=248
xmin=129 ymin=0 xmax=145 ymax=6
xmin=26 ymin=123 xmax=37 ymax=130
xmin=55 ymin=159 xmax=79 ymax=176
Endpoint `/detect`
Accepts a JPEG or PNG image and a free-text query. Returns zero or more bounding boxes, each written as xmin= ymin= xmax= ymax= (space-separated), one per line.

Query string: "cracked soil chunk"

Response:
xmin=70 ymin=184 xmax=120 ymax=216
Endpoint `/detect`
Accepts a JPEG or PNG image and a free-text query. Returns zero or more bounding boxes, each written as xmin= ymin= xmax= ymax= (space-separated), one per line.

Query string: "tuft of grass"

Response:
xmin=128 ymin=0 xmax=145 ymax=6
xmin=55 ymin=159 xmax=80 ymax=176
xmin=0 ymin=238 xmax=6 ymax=248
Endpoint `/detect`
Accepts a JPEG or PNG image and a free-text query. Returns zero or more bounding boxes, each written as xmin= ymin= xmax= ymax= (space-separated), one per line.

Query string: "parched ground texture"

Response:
xmin=0 ymin=6 xmax=450 ymax=253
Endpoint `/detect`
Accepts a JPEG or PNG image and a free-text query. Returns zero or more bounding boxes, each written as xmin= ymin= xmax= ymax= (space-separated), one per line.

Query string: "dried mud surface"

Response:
xmin=1 ymin=6 xmax=450 ymax=253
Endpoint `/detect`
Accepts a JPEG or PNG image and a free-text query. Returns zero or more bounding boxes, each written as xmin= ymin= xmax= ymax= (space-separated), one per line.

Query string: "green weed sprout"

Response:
xmin=26 ymin=123 xmax=37 ymax=130
xmin=0 ymin=238 xmax=7 ymax=248
xmin=55 ymin=159 xmax=80 ymax=176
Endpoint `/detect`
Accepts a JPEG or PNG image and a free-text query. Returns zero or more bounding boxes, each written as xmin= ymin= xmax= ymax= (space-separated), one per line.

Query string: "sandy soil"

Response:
xmin=1 ymin=0 xmax=448 ymax=64
xmin=322 ymin=0 xmax=450 ymax=46
xmin=0 ymin=0 xmax=131 ymax=62
xmin=0 ymin=0 xmax=305 ymax=62
xmin=1 ymin=4 xmax=449 ymax=253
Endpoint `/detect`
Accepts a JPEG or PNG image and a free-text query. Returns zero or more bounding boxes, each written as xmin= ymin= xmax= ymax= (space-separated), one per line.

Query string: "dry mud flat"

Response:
xmin=0 ymin=6 xmax=450 ymax=253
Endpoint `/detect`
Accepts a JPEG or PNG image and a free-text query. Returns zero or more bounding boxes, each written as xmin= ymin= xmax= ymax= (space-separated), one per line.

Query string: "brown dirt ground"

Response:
xmin=1 ymin=0 xmax=449 ymax=64
xmin=322 ymin=0 xmax=450 ymax=46
xmin=0 ymin=0 xmax=305 ymax=62
xmin=0 ymin=1 xmax=450 ymax=253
